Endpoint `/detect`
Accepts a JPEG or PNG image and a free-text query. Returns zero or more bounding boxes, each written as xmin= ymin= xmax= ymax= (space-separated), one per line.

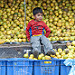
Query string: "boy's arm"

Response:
xmin=26 ymin=22 xmax=31 ymax=41
xmin=43 ymin=22 xmax=51 ymax=37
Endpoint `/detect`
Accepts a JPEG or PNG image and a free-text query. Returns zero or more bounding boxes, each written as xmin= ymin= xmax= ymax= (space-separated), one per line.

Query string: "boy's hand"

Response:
xmin=27 ymin=38 xmax=30 ymax=42
xmin=28 ymin=39 xmax=30 ymax=42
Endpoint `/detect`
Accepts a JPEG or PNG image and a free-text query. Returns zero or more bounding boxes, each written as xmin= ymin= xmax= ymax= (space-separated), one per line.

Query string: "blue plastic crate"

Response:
xmin=7 ymin=58 xmax=34 ymax=75
xmin=0 ymin=59 xmax=7 ymax=75
xmin=33 ymin=59 xmax=59 ymax=75
xmin=60 ymin=60 xmax=71 ymax=75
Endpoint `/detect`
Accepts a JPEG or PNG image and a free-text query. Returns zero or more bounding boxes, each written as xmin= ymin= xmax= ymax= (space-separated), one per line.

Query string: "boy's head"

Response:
xmin=33 ymin=7 xmax=43 ymax=22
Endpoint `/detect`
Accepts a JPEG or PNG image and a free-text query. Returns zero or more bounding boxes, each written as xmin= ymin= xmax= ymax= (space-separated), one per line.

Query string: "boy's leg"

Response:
xmin=41 ymin=35 xmax=55 ymax=55
xmin=30 ymin=36 xmax=41 ymax=58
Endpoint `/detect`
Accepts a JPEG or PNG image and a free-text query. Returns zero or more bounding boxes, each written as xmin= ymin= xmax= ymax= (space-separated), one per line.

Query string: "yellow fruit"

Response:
xmin=68 ymin=46 xmax=73 ymax=50
xmin=72 ymin=41 xmax=75 ymax=46
xmin=34 ymin=58 xmax=37 ymax=60
xmin=42 ymin=57 xmax=45 ymax=60
xmin=68 ymin=55 xmax=73 ymax=59
xmin=38 ymin=55 xmax=42 ymax=60
xmin=30 ymin=54 xmax=34 ymax=58
xmin=45 ymin=55 xmax=51 ymax=60
xmin=0 ymin=39 xmax=5 ymax=44
xmin=73 ymin=54 xmax=75 ymax=59
xmin=56 ymin=52 xmax=59 ymax=56
xmin=50 ymin=55 xmax=56 ymax=58
xmin=1 ymin=27 xmax=4 ymax=32
xmin=23 ymin=53 xmax=29 ymax=58
xmin=22 ymin=39 xmax=26 ymax=42
xmin=23 ymin=35 xmax=26 ymax=39
xmin=7 ymin=31 xmax=11 ymax=35
xmin=10 ymin=39 xmax=15 ymax=42
xmin=5 ymin=39 xmax=10 ymax=42
xmin=57 ymin=55 xmax=61 ymax=59
xmin=29 ymin=57 xmax=33 ymax=59
xmin=40 ymin=53 xmax=44 ymax=57
xmin=14 ymin=39 xmax=18 ymax=42
xmin=18 ymin=39 xmax=22 ymax=42
xmin=58 ymin=48 xmax=62 ymax=52
xmin=63 ymin=55 xmax=68 ymax=59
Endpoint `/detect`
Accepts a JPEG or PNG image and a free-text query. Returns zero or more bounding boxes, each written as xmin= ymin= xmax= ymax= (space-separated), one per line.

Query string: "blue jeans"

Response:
xmin=30 ymin=35 xmax=53 ymax=54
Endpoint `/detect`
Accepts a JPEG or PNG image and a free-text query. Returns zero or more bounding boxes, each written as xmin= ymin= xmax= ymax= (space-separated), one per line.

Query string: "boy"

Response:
xmin=26 ymin=7 xmax=56 ymax=58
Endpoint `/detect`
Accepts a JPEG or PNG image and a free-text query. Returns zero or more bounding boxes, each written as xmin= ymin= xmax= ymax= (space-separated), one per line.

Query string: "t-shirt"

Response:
xmin=26 ymin=20 xmax=51 ymax=41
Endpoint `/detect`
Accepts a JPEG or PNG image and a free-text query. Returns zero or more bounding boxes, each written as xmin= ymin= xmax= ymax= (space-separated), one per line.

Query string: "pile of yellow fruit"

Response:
xmin=23 ymin=53 xmax=51 ymax=60
xmin=23 ymin=41 xmax=75 ymax=59
xmin=0 ymin=0 xmax=75 ymax=44
xmin=51 ymin=41 xmax=75 ymax=59
xmin=0 ymin=0 xmax=26 ymax=43
xmin=26 ymin=0 xmax=75 ymax=41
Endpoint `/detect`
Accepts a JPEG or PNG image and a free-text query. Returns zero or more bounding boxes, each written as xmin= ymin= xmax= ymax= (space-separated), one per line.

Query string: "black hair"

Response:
xmin=33 ymin=7 xmax=43 ymax=15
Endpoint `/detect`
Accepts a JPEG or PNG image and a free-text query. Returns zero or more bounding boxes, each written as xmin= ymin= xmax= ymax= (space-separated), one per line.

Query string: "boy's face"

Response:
xmin=34 ymin=13 xmax=43 ymax=22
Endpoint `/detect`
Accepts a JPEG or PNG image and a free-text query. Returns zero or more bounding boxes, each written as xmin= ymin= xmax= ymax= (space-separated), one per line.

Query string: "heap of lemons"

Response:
xmin=51 ymin=41 xmax=75 ymax=59
xmin=0 ymin=0 xmax=26 ymax=43
xmin=0 ymin=0 xmax=75 ymax=43
xmin=23 ymin=53 xmax=51 ymax=60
